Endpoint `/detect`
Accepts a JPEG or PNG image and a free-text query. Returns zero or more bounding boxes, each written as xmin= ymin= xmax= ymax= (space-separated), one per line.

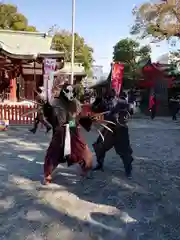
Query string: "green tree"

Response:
xmin=113 ymin=38 xmax=151 ymax=81
xmin=0 ymin=3 xmax=37 ymax=31
xmin=52 ymin=30 xmax=94 ymax=72
xmin=74 ymin=81 xmax=84 ymax=102
xmin=130 ymin=0 xmax=180 ymax=42
xmin=168 ymin=50 xmax=180 ymax=70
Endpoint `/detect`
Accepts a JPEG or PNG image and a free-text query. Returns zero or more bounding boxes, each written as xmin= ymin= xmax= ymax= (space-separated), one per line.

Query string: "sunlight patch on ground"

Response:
xmin=18 ymin=154 xmax=35 ymax=162
xmin=88 ymin=214 xmax=125 ymax=236
xmin=0 ymin=164 xmax=7 ymax=171
xmin=6 ymin=172 xmax=119 ymax=235
xmin=25 ymin=209 xmax=49 ymax=222
xmin=59 ymin=172 xmax=77 ymax=177
xmin=0 ymin=196 xmax=15 ymax=210
xmin=0 ymin=132 xmax=7 ymax=138
xmin=112 ymin=177 xmax=134 ymax=190
xmin=120 ymin=211 xmax=137 ymax=223
xmin=1 ymin=138 xmax=43 ymax=151
xmin=5 ymin=165 xmax=138 ymax=238
xmin=88 ymin=210 xmax=137 ymax=236
xmin=112 ymin=177 xmax=147 ymax=194
xmin=35 ymin=161 xmax=43 ymax=165
xmin=39 ymin=142 xmax=49 ymax=147
xmin=9 ymin=175 xmax=36 ymax=191
xmin=134 ymin=156 xmax=150 ymax=161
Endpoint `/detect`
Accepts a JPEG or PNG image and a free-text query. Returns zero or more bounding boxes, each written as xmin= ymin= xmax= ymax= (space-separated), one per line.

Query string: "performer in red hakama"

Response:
xmin=43 ymin=84 xmax=94 ymax=184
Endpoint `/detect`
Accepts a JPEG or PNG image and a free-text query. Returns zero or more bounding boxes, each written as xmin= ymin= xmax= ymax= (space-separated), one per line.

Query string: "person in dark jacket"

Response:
xmin=120 ymin=91 xmax=128 ymax=102
xmin=169 ymin=95 xmax=180 ymax=120
xmin=92 ymin=88 xmax=134 ymax=177
xmin=128 ymin=88 xmax=136 ymax=115
xmin=29 ymin=89 xmax=52 ymax=134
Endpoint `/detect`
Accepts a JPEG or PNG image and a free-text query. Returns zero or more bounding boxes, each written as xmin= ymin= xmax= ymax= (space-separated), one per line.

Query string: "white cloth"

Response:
xmin=64 ymin=124 xmax=71 ymax=156
xmin=129 ymin=103 xmax=134 ymax=109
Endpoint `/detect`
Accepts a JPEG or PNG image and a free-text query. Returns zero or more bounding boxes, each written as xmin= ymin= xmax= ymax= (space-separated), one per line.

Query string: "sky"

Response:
xmin=4 ymin=0 xmax=173 ymax=72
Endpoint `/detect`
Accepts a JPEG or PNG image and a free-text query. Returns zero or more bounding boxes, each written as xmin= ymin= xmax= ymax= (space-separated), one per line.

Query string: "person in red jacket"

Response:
xmin=149 ymin=93 xmax=159 ymax=120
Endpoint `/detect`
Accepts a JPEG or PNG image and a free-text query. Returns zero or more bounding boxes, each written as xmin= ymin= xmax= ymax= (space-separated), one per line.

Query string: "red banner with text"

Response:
xmin=111 ymin=63 xmax=124 ymax=95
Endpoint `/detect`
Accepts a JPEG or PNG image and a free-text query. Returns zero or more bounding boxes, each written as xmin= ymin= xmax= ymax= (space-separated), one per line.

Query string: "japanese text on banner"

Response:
xmin=111 ymin=63 xmax=124 ymax=96
xmin=43 ymin=59 xmax=56 ymax=101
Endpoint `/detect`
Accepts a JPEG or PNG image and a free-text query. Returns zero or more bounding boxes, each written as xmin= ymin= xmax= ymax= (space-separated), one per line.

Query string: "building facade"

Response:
xmin=0 ymin=30 xmax=64 ymax=102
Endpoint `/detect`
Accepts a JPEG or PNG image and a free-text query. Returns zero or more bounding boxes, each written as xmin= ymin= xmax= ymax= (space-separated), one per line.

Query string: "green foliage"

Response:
xmin=0 ymin=3 xmax=37 ymax=31
xmin=131 ymin=0 xmax=180 ymax=42
xmin=170 ymin=51 xmax=180 ymax=64
xmin=25 ymin=26 xmax=37 ymax=32
xmin=74 ymin=81 xmax=84 ymax=101
xmin=52 ymin=30 xmax=94 ymax=72
xmin=138 ymin=45 xmax=151 ymax=61
xmin=0 ymin=3 xmax=93 ymax=72
xmin=113 ymin=38 xmax=151 ymax=81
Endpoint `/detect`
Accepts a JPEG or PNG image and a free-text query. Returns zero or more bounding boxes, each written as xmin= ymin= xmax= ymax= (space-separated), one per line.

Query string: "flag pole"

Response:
xmin=70 ymin=0 xmax=75 ymax=85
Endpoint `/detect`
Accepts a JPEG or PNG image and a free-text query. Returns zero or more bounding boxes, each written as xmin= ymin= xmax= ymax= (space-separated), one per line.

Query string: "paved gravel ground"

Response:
xmin=0 ymin=117 xmax=180 ymax=240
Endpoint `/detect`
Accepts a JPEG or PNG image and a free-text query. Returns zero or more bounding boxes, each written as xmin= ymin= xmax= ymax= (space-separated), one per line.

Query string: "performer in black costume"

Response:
xmin=92 ymin=88 xmax=134 ymax=177
xmin=29 ymin=88 xmax=52 ymax=134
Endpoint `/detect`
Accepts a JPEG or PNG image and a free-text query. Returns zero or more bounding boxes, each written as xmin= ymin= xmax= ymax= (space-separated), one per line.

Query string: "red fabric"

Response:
xmin=139 ymin=62 xmax=176 ymax=89
xmin=149 ymin=96 xmax=154 ymax=109
xmin=149 ymin=96 xmax=160 ymax=110
xmin=68 ymin=127 xmax=92 ymax=170
xmin=82 ymin=104 xmax=91 ymax=116
xmin=44 ymin=127 xmax=65 ymax=179
xmin=111 ymin=63 xmax=124 ymax=95
xmin=44 ymin=125 xmax=92 ymax=180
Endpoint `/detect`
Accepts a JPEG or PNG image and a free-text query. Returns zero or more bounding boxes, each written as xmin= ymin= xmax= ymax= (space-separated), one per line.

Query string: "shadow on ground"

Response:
xmin=0 ymin=120 xmax=180 ymax=239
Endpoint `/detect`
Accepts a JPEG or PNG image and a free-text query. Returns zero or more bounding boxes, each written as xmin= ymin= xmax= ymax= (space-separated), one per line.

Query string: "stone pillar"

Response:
xmin=9 ymin=78 xmax=17 ymax=102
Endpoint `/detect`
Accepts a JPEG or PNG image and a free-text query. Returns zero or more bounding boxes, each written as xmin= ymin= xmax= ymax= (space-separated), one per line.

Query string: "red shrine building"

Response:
xmin=0 ymin=30 xmax=87 ymax=103
xmin=0 ymin=30 xmax=64 ymax=102
xmin=137 ymin=58 xmax=180 ymax=114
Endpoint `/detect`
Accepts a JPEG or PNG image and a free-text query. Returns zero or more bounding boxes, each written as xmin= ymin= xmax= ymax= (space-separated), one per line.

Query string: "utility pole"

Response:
xmin=70 ymin=0 xmax=75 ymax=85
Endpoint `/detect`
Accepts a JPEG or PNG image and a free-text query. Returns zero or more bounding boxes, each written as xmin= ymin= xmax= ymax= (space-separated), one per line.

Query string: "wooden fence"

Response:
xmin=0 ymin=104 xmax=95 ymax=125
xmin=0 ymin=105 xmax=37 ymax=124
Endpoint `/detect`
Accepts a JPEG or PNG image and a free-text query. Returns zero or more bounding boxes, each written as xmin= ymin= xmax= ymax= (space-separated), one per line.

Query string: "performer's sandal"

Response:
xmin=44 ymin=175 xmax=52 ymax=184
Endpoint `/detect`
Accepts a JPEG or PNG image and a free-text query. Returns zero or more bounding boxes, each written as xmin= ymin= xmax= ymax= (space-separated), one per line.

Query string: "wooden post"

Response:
xmin=33 ymin=60 xmax=36 ymax=100
xmin=9 ymin=78 xmax=17 ymax=102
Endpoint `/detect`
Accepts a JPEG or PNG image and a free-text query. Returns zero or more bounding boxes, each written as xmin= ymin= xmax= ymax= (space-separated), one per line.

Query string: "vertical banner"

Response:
xmin=111 ymin=63 xmax=124 ymax=96
xmin=92 ymin=65 xmax=103 ymax=82
xmin=43 ymin=58 xmax=56 ymax=101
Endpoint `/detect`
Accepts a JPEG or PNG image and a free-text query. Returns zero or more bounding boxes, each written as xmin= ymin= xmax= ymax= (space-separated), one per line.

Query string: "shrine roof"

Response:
xmin=90 ymin=69 xmax=112 ymax=89
xmin=54 ymin=62 xmax=86 ymax=76
xmin=0 ymin=30 xmax=64 ymax=60
xmin=152 ymin=63 xmax=180 ymax=76
xmin=89 ymin=79 xmax=108 ymax=89
xmin=137 ymin=58 xmax=152 ymax=68
xmin=157 ymin=53 xmax=169 ymax=64
xmin=138 ymin=57 xmax=180 ymax=75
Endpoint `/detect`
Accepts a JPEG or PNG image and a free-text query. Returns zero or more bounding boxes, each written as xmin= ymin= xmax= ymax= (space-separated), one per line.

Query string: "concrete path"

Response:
xmin=0 ymin=117 xmax=180 ymax=240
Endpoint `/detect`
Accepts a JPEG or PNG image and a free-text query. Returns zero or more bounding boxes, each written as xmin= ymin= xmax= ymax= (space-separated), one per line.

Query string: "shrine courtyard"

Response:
xmin=0 ymin=117 xmax=180 ymax=240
